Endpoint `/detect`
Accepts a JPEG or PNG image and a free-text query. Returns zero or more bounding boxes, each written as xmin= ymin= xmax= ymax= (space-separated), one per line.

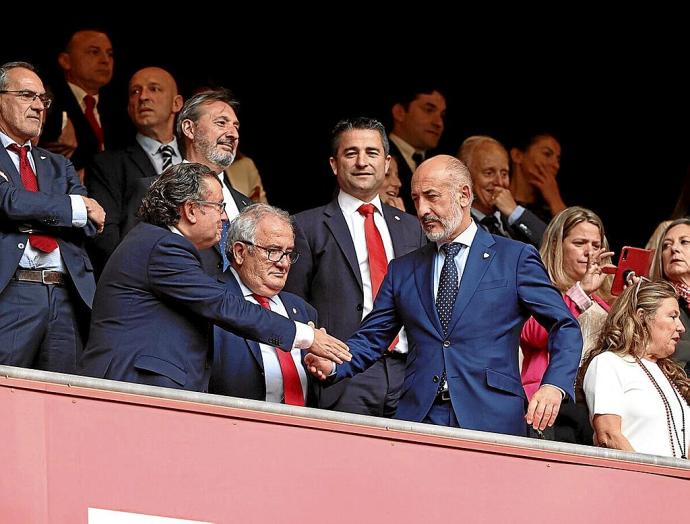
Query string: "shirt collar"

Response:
xmin=229 ymin=267 xmax=278 ymax=306
xmin=136 ymin=133 xmax=180 ymax=157
xmin=436 ymin=220 xmax=478 ymax=252
xmin=68 ymin=82 xmax=98 ymax=105
xmin=0 ymin=130 xmax=31 ymax=150
xmin=389 ymin=133 xmax=424 ymax=160
xmin=337 ymin=190 xmax=384 ymax=217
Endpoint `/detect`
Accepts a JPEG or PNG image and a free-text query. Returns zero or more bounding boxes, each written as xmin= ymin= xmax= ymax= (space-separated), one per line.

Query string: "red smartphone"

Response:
xmin=609 ymin=246 xmax=654 ymax=295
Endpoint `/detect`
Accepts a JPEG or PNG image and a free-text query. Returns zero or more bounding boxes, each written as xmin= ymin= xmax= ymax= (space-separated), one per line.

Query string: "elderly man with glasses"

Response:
xmin=0 ymin=61 xmax=105 ymax=374
xmin=209 ymin=204 xmax=319 ymax=406
xmin=81 ymin=163 xmax=350 ymax=392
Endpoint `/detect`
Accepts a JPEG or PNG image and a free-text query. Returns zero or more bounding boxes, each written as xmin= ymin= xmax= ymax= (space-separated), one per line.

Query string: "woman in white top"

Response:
xmin=581 ymin=280 xmax=690 ymax=458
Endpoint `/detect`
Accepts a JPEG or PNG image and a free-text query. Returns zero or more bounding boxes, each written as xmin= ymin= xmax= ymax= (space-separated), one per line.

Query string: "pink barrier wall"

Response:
xmin=1 ymin=373 xmax=688 ymax=523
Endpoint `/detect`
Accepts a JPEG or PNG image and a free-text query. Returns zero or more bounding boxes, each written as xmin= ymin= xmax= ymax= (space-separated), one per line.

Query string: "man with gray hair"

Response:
xmin=177 ymin=88 xmax=251 ymax=277
xmin=458 ymin=135 xmax=546 ymax=247
xmin=210 ymin=204 xmax=318 ymax=406
xmin=0 ymin=61 xmax=105 ymax=374
xmin=81 ymin=163 xmax=349 ymax=392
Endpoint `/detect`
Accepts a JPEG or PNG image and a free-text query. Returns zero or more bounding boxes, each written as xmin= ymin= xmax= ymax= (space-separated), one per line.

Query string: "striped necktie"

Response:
xmin=159 ymin=145 xmax=175 ymax=173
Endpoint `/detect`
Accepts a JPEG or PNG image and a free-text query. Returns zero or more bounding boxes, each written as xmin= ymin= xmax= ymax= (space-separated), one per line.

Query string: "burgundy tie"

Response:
xmin=7 ymin=144 xmax=58 ymax=253
xmin=83 ymin=95 xmax=104 ymax=151
xmin=357 ymin=203 xmax=399 ymax=350
xmin=252 ymin=294 xmax=305 ymax=406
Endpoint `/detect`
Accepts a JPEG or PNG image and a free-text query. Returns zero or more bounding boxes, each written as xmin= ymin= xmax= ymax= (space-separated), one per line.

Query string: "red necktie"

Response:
xmin=252 ymin=294 xmax=305 ymax=406
xmin=83 ymin=95 xmax=104 ymax=151
xmin=357 ymin=203 xmax=398 ymax=350
xmin=7 ymin=144 xmax=58 ymax=253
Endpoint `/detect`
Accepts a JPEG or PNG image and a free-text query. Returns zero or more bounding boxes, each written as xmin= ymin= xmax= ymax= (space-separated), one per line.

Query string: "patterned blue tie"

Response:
xmin=436 ymin=242 xmax=463 ymax=334
xmin=436 ymin=242 xmax=462 ymax=396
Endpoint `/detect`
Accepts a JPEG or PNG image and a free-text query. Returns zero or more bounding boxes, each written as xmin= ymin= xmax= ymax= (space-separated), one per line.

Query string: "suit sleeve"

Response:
xmin=85 ymin=154 xmax=122 ymax=259
xmin=511 ymin=208 xmax=547 ymax=247
xmin=147 ymin=234 xmax=298 ymax=349
xmin=516 ymin=244 xmax=582 ymax=400
xmin=283 ymin=220 xmax=313 ymax=301
xmin=335 ymin=260 xmax=403 ymax=381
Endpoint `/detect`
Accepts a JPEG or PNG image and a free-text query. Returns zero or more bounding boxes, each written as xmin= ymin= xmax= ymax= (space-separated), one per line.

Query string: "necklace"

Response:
xmin=635 ymin=357 xmax=688 ymax=459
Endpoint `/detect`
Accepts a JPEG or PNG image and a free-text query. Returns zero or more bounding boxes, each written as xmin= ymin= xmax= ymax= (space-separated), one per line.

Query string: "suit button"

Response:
xmin=432 ymin=375 xmax=439 ymax=383
xmin=356 ymin=304 xmax=363 ymax=311
xmin=443 ymin=340 xmax=450 ymax=348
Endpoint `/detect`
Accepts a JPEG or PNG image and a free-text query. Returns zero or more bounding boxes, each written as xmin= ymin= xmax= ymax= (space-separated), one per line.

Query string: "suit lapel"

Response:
xmin=229 ymin=185 xmax=251 ymax=211
xmin=446 ymin=228 xmax=496 ymax=335
xmin=0 ymin=146 xmax=21 ymax=186
xmin=129 ymin=144 xmax=157 ymax=178
xmin=323 ymin=199 xmax=363 ymax=289
xmin=223 ymin=273 xmax=264 ymax=368
xmin=383 ymin=204 xmax=408 ymax=256
xmin=414 ymin=242 xmax=443 ymax=335
xmin=31 ymin=148 xmax=52 ymax=192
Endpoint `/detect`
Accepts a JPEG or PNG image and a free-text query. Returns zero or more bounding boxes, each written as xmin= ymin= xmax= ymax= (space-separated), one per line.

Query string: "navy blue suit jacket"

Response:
xmin=81 ymin=222 xmax=298 ymax=392
xmin=0 ymin=145 xmax=96 ymax=308
xmin=210 ymin=274 xmax=318 ymax=405
xmin=334 ymin=227 xmax=582 ymax=436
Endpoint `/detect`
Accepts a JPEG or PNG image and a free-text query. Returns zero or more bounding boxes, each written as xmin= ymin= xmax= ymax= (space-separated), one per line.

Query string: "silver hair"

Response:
xmin=227 ymin=203 xmax=295 ymax=247
xmin=0 ymin=61 xmax=37 ymax=90
xmin=457 ymin=135 xmax=506 ymax=169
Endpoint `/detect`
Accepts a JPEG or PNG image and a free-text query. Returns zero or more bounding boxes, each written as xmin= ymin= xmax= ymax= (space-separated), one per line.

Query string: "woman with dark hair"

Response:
xmin=510 ymin=132 xmax=566 ymax=223
xmin=581 ymin=280 xmax=689 ymax=457
xmin=650 ymin=218 xmax=690 ymax=372
xmin=521 ymin=206 xmax=614 ymax=443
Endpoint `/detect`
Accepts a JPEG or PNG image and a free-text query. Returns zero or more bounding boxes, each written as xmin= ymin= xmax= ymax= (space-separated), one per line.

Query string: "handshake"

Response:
xmin=305 ymin=322 xmax=349 ymax=380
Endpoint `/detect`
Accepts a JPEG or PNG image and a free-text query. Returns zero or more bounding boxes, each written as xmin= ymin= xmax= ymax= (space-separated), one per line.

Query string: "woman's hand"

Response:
xmin=581 ymin=249 xmax=615 ymax=295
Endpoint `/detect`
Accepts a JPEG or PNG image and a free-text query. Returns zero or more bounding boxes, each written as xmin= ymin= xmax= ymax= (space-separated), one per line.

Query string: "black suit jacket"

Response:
xmin=387 ymin=139 xmax=416 ymax=213
xmin=41 ymin=80 xmax=128 ymax=170
xmin=471 ymin=207 xmax=547 ymax=248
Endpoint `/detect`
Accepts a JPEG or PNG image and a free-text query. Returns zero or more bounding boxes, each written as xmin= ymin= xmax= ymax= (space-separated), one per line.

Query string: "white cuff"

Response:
xmin=567 ymin=282 xmax=593 ymax=312
xmin=293 ymin=321 xmax=314 ymax=349
xmin=69 ymin=195 xmax=87 ymax=227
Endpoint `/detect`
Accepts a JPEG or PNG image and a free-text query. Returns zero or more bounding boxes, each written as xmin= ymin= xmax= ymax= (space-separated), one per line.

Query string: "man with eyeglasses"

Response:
xmin=285 ymin=117 xmax=426 ymax=417
xmin=210 ymin=204 xmax=318 ymax=406
xmin=81 ymin=163 xmax=349 ymax=392
xmin=0 ymin=61 xmax=106 ymax=374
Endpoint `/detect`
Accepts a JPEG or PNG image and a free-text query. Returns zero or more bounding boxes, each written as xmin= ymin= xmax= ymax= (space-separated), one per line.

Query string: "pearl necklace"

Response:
xmin=635 ymin=357 xmax=687 ymax=459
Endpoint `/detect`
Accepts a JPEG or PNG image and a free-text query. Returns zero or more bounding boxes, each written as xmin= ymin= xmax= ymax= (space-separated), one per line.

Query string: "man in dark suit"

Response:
xmin=210 ymin=204 xmax=317 ymax=406
xmin=458 ymin=135 xmax=546 ymax=248
xmin=307 ymin=155 xmax=582 ymax=436
xmin=85 ymin=66 xmax=184 ymax=275
xmin=40 ymin=29 xmax=125 ymax=172
xmin=284 ymin=117 xmax=426 ymax=417
xmin=176 ymin=89 xmax=251 ymax=278
xmin=81 ymin=163 xmax=349 ymax=392
xmin=0 ymin=61 xmax=105 ymax=373
xmin=388 ymin=84 xmax=446 ymax=213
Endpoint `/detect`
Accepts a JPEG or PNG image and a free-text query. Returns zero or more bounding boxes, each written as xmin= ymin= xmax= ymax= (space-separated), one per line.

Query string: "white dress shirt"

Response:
xmin=389 ymin=133 xmax=424 ymax=173
xmin=337 ymin=190 xmax=409 ymax=354
xmin=230 ymin=268 xmax=308 ymax=403
xmin=1 ymin=132 xmax=87 ymax=272
xmin=67 ymin=82 xmax=102 ymax=126
xmin=136 ymin=133 xmax=182 ymax=175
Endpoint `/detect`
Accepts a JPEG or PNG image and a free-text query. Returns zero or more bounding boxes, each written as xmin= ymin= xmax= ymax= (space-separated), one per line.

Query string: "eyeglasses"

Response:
xmin=0 ymin=90 xmax=52 ymax=108
xmin=195 ymin=200 xmax=226 ymax=214
xmin=241 ymin=241 xmax=300 ymax=264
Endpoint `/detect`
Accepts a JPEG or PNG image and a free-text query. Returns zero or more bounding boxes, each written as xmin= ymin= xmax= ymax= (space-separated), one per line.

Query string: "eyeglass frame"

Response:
xmin=194 ymin=199 xmax=227 ymax=214
xmin=0 ymin=90 xmax=53 ymax=108
xmin=240 ymin=240 xmax=300 ymax=265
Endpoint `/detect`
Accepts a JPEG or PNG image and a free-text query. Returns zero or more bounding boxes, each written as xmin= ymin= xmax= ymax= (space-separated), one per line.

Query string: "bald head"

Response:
xmin=411 ymin=155 xmax=473 ymax=242
xmin=128 ymin=67 xmax=182 ymax=142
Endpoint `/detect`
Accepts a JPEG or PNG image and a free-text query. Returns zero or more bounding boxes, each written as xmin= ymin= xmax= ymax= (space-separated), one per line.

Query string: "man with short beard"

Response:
xmin=177 ymin=89 xmax=251 ymax=277
xmin=306 ymin=155 xmax=582 ymax=436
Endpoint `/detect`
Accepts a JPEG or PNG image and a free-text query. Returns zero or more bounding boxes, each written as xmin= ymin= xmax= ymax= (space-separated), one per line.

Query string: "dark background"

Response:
xmin=3 ymin=17 xmax=689 ymax=255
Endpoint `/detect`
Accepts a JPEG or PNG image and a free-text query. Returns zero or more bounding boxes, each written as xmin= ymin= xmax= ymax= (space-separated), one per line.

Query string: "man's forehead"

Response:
xmin=6 ymin=68 xmax=43 ymax=90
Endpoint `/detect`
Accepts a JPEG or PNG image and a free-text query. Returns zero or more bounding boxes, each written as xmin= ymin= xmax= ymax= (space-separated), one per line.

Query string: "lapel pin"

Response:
xmin=292 ymin=307 xmax=297 ymax=314
xmin=40 ymin=156 xmax=46 ymax=160
xmin=483 ymin=252 xmax=490 ymax=259
xmin=394 ymin=215 xmax=400 ymax=221
xmin=0 ymin=171 xmax=7 ymax=181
